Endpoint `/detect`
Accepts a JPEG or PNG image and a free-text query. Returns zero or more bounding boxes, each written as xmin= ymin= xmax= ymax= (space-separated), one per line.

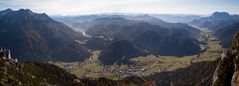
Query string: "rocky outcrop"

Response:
xmin=212 ymin=32 xmax=239 ymax=86
xmin=0 ymin=48 xmax=78 ymax=86
xmin=75 ymin=76 xmax=155 ymax=86
xmin=0 ymin=48 xmax=11 ymax=60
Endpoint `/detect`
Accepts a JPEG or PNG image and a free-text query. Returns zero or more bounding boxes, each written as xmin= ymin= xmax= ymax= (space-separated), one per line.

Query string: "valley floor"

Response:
xmin=49 ymin=29 xmax=223 ymax=80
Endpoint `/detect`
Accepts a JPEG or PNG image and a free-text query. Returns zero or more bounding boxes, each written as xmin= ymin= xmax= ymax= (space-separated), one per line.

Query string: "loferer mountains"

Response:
xmin=0 ymin=9 xmax=90 ymax=61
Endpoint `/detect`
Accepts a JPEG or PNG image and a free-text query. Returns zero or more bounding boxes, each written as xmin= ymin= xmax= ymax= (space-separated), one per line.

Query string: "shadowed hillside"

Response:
xmin=0 ymin=9 xmax=90 ymax=61
xmin=215 ymin=22 xmax=239 ymax=48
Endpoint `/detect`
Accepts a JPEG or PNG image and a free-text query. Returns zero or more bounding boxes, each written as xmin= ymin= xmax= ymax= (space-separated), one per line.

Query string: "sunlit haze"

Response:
xmin=0 ymin=0 xmax=239 ymax=15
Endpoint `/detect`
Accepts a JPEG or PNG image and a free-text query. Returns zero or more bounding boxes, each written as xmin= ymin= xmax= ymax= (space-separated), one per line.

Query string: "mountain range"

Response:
xmin=0 ymin=9 xmax=202 ymax=64
xmin=3 ymin=9 xmax=238 ymax=65
xmin=81 ymin=17 xmax=202 ymax=64
xmin=0 ymin=9 xmax=90 ymax=61
xmin=1 ymin=8 xmax=239 ymax=86
xmin=190 ymin=12 xmax=239 ymax=31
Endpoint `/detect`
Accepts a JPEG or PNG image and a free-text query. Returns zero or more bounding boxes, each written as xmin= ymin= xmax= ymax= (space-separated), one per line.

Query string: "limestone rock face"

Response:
xmin=232 ymin=71 xmax=239 ymax=86
xmin=212 ymin=32 xmax=239 ymax=86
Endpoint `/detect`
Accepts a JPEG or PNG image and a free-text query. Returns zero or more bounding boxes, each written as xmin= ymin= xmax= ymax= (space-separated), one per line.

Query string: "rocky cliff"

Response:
xmin=212 ymin=32 xmax=239 ymax=86
xmin=0 ymin=49 xmax=78 ymax=85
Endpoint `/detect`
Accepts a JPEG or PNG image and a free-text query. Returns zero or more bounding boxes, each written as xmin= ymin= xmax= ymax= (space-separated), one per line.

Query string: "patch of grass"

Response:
xmin=102 ymin=73 xmax=118 ymax=80
xmin=83 ymin=63 xmax=103 ymax=72
xmin=71 ymin=68 xmax=86 ymax=78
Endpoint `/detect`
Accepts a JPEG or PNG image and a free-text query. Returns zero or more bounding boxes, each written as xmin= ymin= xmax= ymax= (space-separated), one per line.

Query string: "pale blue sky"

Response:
xmin=0 ymin=0 xmax=238 ymax=15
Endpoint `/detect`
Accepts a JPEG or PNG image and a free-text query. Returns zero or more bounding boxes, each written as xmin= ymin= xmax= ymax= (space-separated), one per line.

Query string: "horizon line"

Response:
xmin=1 ymin=8 xmax=238 ymax=16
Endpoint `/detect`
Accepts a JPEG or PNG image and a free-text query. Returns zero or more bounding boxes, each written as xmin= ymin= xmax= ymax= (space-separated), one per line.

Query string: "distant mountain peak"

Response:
xmin=0 ymin=8 xmax=52 ymax=22
xmin=0 ymin=8 xmax=13 ymax=15
xmin=95 ymin=17 xmax=127 ymax=21
xmin=1 ymin=8 xmax=33 ymax=15
xmin=1 ymin=8 xmax=13 ymax=12
xmin=18 ymin=9 xmax=33 ymax=14
xmin=212 ymin=12 xmax=230 ymax=16
xmin=210 ymin=11 xmax=232 ymax=20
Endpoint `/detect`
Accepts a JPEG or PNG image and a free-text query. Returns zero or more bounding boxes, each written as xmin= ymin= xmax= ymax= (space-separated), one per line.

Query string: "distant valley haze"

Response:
xmin=0 ymin=0 xmax=239 ymax=16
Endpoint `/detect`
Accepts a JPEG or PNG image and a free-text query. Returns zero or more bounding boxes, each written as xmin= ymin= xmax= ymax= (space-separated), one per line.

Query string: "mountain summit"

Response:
xmin=211 ymin=12 xmax=232 ymax=20
xmin=190 ymin=11 xmax=239 ymax=31
xmin=0 ymin=9 xmax=51 ymax=22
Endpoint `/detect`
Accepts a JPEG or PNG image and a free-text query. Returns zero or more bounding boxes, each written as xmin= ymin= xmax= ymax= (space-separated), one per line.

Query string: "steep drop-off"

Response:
xmin=213 ymin=32 xmax=239 ymax=86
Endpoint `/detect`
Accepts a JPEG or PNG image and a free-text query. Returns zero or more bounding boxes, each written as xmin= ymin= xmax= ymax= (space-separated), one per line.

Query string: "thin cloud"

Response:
xmin=0 ymin=0 xmax=238 ymax=15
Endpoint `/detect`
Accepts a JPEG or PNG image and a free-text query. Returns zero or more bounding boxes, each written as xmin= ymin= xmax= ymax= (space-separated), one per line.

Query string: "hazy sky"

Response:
xmin=0 ymin=0 xmax=238 ymax=15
